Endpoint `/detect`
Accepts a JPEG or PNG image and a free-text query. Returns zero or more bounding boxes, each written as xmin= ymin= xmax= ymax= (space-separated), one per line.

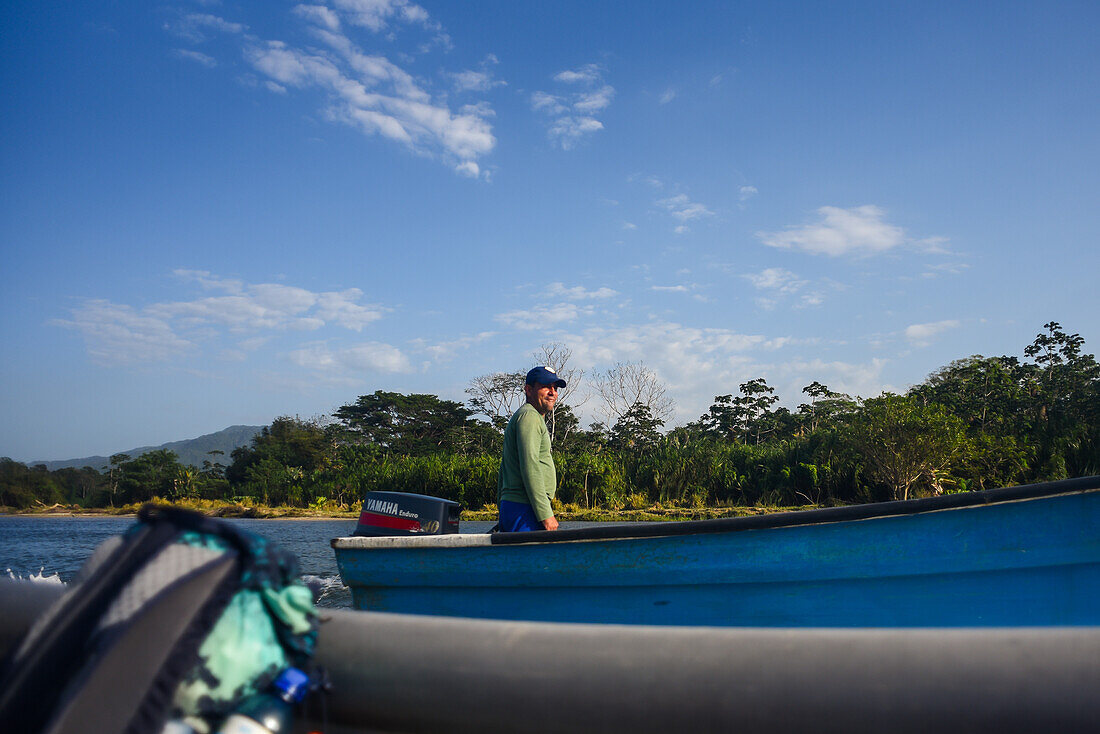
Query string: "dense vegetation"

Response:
xmin=3 ymin=322 xmax=1097 ymax=514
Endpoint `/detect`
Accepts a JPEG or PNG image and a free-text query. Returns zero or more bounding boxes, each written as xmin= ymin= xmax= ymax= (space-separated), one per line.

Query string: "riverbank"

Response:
xmin=2 ymin=499 xmax=818 ymax=522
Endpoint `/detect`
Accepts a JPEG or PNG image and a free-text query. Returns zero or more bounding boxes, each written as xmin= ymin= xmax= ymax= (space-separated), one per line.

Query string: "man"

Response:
xmin=497 ymin=366 xmax=565 ymax=532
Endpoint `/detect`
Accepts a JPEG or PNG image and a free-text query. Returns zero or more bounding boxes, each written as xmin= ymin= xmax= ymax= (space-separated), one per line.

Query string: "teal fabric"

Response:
xmin=123 ymin=513 xmax=318 ymax=728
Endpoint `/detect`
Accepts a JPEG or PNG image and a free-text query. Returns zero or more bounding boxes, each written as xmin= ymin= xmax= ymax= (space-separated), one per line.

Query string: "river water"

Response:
xmin=0 ymin=515 xmax=605 ymax=608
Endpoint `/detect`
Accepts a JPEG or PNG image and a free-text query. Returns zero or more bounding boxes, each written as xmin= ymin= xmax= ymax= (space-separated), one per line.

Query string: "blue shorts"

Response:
xmin=498 ymin=500 xmax=543 ymax=532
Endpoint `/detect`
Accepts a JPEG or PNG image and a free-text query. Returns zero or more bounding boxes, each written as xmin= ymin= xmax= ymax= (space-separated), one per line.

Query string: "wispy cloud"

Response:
xmin=554 ymin=321 xmax=890 ymax=426
xmin=742 ymin=268 xmax=829 ymax=310
xmin=739 ymin=185 xmax=757 ymax=201
xmin=496 ymin=303 xmax=590 ymax=329
xmin=545 ymin=282 xmax=618 ymax=300
xmin=167 ymin=3 xmax=496 ymax=177
xmin=287 ymin=340 xmax=412 ymax=376
xmin=413 ymin=331 xmax=496 ymax=361
xmin=54 ymin=301 xmax=194 ymax=366
xmin=329 ymin=0 xmax=432 ymax=33
xmin=172 ymin=49 xmax=217 ymax=67
xmin=657 ymin=193 xmax=714 ymax=233
xmin=745 ymin=267 xmax=806 ymax=293
xmin=905 ymin=319 xmax=960 ymax=347
xmin=54 ymin=270 xmax=389 ymax=366
xmin=531 ymin=63 xmax=614 ymax=149
xmin=757 ymin=205 xmax=944 ymax=257
xmin=658 ymin=88 xmax=676 ymax=105
xmin=918 ymin=261 xmax=970 ymax=279
xmin=449 ymin=55 xmax=505 ymax=93
xmin=165 ymin=13 xmax=246 ymax=42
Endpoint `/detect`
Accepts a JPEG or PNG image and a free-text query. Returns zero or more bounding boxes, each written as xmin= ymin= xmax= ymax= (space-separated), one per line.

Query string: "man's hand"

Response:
xmin=542 ymin=516 xmax=559 ymax=531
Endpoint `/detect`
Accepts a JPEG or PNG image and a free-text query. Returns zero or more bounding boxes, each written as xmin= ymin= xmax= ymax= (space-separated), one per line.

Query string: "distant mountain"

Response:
xmin=29 ymin=425 xmax=265 ymax=471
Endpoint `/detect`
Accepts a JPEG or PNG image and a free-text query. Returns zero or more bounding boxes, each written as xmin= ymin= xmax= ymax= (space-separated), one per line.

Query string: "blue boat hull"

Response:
xmin=332 ymin=478 xmax=1100 ymax=627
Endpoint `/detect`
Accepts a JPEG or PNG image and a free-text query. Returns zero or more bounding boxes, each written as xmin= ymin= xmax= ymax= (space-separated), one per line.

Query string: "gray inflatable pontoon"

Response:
xmin=2 ymin=579 xmax=1099 ymax=733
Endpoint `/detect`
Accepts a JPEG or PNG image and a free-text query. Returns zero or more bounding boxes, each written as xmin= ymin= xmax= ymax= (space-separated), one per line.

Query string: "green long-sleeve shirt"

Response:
xmin=497 ymin=403 xmax=557 ymax=521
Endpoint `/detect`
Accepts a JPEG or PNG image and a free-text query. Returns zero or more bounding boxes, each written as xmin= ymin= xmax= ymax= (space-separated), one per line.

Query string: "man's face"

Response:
xmin=525 ymin=382 xmax=558 ymax=415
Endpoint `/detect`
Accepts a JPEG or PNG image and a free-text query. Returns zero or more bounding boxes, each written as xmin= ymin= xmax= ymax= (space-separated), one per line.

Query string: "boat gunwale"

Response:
xmin=491 ymin=476 xmax=1099 ymax=546
xmin=331 ymin=476 xmax=1099 ymax=550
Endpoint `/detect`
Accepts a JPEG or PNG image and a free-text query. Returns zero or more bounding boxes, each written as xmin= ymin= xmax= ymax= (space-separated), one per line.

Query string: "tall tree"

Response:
xmin=465 ymin=371 xmax=526 ymax=430
xmin=533 ymin=342 xmax=586 ymax=442
xmin=1019 ymin=322 xmax=1100 ymax=476
xmin=594 ymin=361 xmax=675 ymax=426
xmin=701 ymin=378 xmax=781 ymax=443
xmin=609 ymin=402 xmax=665 ymax=451
xmin=850 ymin=394 xmax=969 ymax=501
xmin=334 ymin=391 xmax=492 ymax=456
xmin=909 ymin=356 xmax=1022 ymax=435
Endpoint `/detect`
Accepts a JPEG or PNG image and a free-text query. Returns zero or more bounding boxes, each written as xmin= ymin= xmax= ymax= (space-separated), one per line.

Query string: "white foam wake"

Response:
xmin=5 ymin=568 xmax=65 ymax=585
xmin=302 ymin=573 xmax=351 ymax=608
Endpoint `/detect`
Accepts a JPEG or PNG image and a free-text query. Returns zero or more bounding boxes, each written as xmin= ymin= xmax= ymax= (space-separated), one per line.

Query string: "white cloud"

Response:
xmin=53 ymin=300 xmax=194 ymax=366
xmin=243 ymin=32 xmax=494 ymax=171
xmin=172 ymin=49 xmax=217 ymax=67
xmin=758 ymin=205 xmax=917 ymax=257
xmin=454 ymin=160 xmax=480 ymax=178
xmin=57 ymin=272 xmax=390 ymax=366
xmin=739 ymin=185 xmax=757 ymax=201
xmin=496 ymin=303 xmax=588 ymax=329
xmin=919 ymin=262 xmax=970 ymax=278
xmin=554 ymin=64 xmax=601 ymax=84
xmin=414 ymin=331 xmax=496 ymax=361
xmin=546 ymin=116 xmax=603 ymax=149
xmin=166 ymin=13 xmax=246 ymax=42
xmin=574 ymin=85 xmax=615 ymax=114
xmin=450 ymin=69 xmax=505 ymax=93
xmin=313 ymin=289 xmax=387 ymax=330
xmin=622 ymin=221 xmax=637 ymax=230
xmin=550 ymin=321 xmax=893 ymax=427
xmin=905 ymin=320 xmax=961 ymax=347
xmin=288 ymin=341 xmax=412 ymax=374
xmin=293 ymin=4 xmax=341 ymax=31
xmin=658 ymin=88 xmax=676 ymax=105
xmin=651 ymin=285 xmax=689 ymax=293
xmin=545 ymin=282 xmax=618 ymax=300
xmin=530 ymin=92 xmax=567 ymax=115
xmin=743 ymin=268 xmax=827 ymax=310
xmin=916 ymin=236 xmax=952 ymax=254
xmin=745 ymin=268 xmax=806 ymax=294
xmin=331 ymin=0 xmax=431 ymax=32
xmin=657 ymin=194 xmax=714 ymax=230
xmin=170 ymin=3 xmax=495 ymax=176
xmin=532 ymin=65 xmax=614 ymax=149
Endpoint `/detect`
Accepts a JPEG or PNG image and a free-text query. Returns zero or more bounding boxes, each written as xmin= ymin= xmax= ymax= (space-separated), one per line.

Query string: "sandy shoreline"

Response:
xmin=0 ymin=505 xmax=799 ymax=522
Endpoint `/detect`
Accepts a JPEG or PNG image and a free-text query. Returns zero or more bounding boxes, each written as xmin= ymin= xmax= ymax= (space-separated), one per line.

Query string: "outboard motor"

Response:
xmin=353 ymin=491 xmax=461 ymax=537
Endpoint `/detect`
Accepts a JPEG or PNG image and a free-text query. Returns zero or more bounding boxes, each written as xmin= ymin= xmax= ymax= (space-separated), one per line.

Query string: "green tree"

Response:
xmin=798 ymin=382 xmax=856 ymax=435
xmin=701 ymin=378 xmax=780 ymax=444
xmin=1019 ymin=322 xmax=1100 ymax=477
xmin=910 ymin=356 xmax=1022 ymax=436
xmin=334 ymin=391 xmax=493 ymax=456
xmin=116 ymin=450 xmax=183 ymax=504
xmin=465 ymin=371 xmax=526 ymax=430
xmin=609 ymin=401 xmax=665 ymax=451
xmin=850 ymin=394 xmax=970 ymax=501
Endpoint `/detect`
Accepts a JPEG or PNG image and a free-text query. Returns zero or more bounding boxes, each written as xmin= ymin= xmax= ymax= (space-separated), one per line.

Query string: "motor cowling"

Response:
xmin=353 ymin=491 xmax=461 ymax=537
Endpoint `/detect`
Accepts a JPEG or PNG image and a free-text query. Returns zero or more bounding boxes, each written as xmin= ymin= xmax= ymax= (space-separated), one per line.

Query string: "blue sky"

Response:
xmin=2 ymin=0 xmax=1098 ymax=461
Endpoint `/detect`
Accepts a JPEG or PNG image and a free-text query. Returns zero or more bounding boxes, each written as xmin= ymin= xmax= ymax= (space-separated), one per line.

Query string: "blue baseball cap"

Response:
xmin=526 ymin=366 xmax=566 ymax=388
